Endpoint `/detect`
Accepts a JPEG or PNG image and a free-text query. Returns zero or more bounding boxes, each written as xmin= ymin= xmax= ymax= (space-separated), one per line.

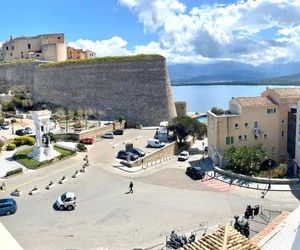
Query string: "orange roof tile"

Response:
xmin=234 ymin=96 xmax=275 ymax=107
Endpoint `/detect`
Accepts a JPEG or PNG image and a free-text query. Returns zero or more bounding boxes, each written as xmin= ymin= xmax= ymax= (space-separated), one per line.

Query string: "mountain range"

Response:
xmin=168 ymin=61 xmax=300 ymax=85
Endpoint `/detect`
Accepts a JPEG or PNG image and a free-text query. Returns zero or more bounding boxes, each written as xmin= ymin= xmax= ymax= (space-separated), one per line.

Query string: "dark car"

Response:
xmin=113 ymin=129 xmax=124 ymax=135
xmin=15 ymin=129 xmax=26 ymax=136
xmin=0 ymin=198 xmax=17 ymax=216
xmin=185 ymin=167 xmax=205 ymax=180
xmin=130 ymin=147 xmax=146 ymax=157
xmin=117 ymin=150 xmax=138 ymax=161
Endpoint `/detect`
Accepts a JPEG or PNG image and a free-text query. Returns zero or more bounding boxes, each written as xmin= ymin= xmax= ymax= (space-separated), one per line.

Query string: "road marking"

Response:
xmin=1 ymin=162 xmax=80 ymax=192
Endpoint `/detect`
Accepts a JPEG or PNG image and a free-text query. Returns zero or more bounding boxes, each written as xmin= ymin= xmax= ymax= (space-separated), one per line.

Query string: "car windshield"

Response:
xmin=61 ymin=193 xmax=67 ymax=201
xmin=180 ymin=152 xmax=187 ymax=156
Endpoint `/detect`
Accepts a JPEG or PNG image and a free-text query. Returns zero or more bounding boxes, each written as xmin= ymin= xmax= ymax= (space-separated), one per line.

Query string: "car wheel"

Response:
xmin=59 ymin=205 xmax=65 ymax=210
xmin=67 ymin=205 xmax=74 ymax=211
xmin=6 ymin=211 xmax=11 ymax=215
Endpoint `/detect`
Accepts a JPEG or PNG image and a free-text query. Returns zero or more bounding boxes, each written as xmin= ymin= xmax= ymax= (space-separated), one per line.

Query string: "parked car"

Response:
xmin=79 ymin=137 xmax=95 ymax=145
xmin=117 ymin=150 xmax=139 ymax=161
xmin=0 ymin=198 xmax=17 ymax=216
xmin=130 ymin=147 xmax=146 ymax=157
xmin=178 ymin=151 xmax=189 ymax=161
xmin=102 ymin=132 xmax=114 ymax=139
xmin=185 ymin=167 xmax=205 ymax=180
xmin=15 ymin=129 xmax=26 ymax=136
xmin=23 ymin=127 xmax=33 ymax=134
xmin=147 ymin=139 xmax=165 ymax=148
xmin=0 ymin=123 xmax=9 ymax=130
xmin=113 ymin=129 xmax=124 ymax=135
xmin=55 ymin=192 xmax=76 ymax=211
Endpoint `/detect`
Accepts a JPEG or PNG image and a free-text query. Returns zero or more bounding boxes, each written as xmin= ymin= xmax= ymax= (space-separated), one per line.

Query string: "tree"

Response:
xmin=168 ymin=116 xmax=207 ymax=144
xmin=211 ymin=107 xmax=225 ymax=115
xmin=224 ymin=144 xmax=266 ymax=175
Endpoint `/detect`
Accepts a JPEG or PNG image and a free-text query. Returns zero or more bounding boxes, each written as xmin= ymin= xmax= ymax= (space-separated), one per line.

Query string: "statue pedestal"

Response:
xmin=29 ymin=144 xmax=60 ymax=162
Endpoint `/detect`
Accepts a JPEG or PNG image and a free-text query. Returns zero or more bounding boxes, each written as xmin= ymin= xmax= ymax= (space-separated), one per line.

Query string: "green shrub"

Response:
xmin=211 ymin=107 xmax=225 ymax=115
xmin=6 ymin=143 xmax=16 ymax=151
xmin=258 ymin=164 xmax=288 ymax=178
xmin=76 ymin=143 xmax=87 ymax=152
xmin=1 ymin=101 xmax=16 ymax=112
xmin=13 ymin=136 xmax=36 ymax=146
xmin=0 ymin=140 xmax=4 ymax=152
xmin=5 ymin=167 xmax=23 ymax=177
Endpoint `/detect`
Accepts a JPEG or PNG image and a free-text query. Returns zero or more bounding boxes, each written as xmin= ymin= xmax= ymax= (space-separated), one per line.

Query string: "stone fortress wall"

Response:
xmin=0 ymin=56 xmax=177 ymax=125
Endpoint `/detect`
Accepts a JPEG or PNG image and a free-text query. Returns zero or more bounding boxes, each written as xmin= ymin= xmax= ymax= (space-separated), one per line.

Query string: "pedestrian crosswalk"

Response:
xmin=200 ymin=175 xmax=234 ymax=192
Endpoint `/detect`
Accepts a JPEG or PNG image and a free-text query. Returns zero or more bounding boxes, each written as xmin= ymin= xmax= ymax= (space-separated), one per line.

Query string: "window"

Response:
xmin=254 ymin=121 xmax=258 ymax=128
xmin=244 ymin=135 xmax=247 ymax=140
xmin=36 ymin=54 xmax=39 ymax=57
xmin=226 ymin=136 xmax=234 ymax=145
xmin=267 ymin=108 xmax=276 ymax=113
xmin=239 ymin=135 xmax=242 ymax=140
xmin=282 ymin=131 xmax=284 ymax=137
xmin=12 ymin=45 xmax=14 ymax=50
xmin=264 ymin=134 xmax=267 ymax=139
xmin=10 ymin=53 xmax=12 ymax=56
xmin=235 ymin=123 xmax=239 ymax=128
xmin=6 ymin=46 xmax=8 ymax=50
xmin=28 ymin=43 xmax=31 ymax=49
xmin=244 ymin=122 xmax=248 ymax=128
xmin=57 ymin=37 xmax=60 ymax=39
xmin=282 ymin=120 xmax=285 ymax=123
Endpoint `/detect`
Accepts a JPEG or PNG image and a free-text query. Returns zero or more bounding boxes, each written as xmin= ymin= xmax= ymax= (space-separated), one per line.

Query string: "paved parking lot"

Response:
xmin=89 ymin=128 xmax=167 ymax=166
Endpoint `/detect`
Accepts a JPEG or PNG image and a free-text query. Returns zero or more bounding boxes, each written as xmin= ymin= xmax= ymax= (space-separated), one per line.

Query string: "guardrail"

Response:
xmin=214 ymin=167 xmax=299 ymax=185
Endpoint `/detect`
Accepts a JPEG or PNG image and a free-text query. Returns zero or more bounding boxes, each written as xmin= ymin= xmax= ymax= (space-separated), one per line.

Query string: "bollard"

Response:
xmin=11 ymin=189 xmax=22 ymax=196
xmin=0 ymin=182 xmax=7 ymax=191
xmin=80 ymin=166 xmax=86 ymax=173
xmin=29 ymin=187 xmax=39 ymax=195
xmin=72 ymin=170 xmax=80 ymax=178
xmin=46 ymin=181 xmax=55 ymax=190
xmin=59 ymin=176 xmax=68 ymax=184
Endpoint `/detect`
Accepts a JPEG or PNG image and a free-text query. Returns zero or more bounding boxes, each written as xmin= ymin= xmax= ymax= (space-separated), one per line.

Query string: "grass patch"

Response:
xmin=13 ymin=147 xmax=75 ymax=169
xmin=0 ymin=58 xmax=38 ymax=65
xmin=39 ymin=54 xmax=164 ymax=68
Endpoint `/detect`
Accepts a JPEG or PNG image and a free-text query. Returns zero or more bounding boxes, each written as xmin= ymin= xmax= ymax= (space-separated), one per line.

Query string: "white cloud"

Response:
xmin=117 ymin=0 xmax=300 ymax=65
xmin=69 ymin=0 xmax=300 ymax=65
xmin=68 ymin=36 xmax=132 ymax=57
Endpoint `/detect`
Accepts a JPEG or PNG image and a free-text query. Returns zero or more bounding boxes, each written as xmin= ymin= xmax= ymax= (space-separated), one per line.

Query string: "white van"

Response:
xmin=147 ymin=139 xmax=165 ymax=148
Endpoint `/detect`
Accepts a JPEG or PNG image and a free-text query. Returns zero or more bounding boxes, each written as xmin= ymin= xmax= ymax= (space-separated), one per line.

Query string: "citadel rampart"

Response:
xmin=0 ymin=55 xmax=177 ymax=125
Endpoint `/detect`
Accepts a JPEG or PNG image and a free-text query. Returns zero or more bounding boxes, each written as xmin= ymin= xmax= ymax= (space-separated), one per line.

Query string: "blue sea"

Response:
xmin=172 ymin=85 xmax=299 ymax=113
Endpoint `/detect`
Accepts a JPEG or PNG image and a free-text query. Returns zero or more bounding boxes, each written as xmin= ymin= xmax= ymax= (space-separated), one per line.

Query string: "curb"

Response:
xmin=206 ymin=173 xmax=300 ymax=192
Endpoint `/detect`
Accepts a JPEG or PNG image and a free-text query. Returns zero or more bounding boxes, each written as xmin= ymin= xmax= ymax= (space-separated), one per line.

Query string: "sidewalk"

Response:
xmin=198 ymin=158 xmax=300 ymax=192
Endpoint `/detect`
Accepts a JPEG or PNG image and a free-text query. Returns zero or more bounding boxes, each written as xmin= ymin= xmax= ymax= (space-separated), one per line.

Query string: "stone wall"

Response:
xmin=0 ymin=61 xmax=41 ymax=94
xmin=33 ymin=58 xmax=176 ymax=125
xmin=0 ymin=57 xmax=177 ymax=126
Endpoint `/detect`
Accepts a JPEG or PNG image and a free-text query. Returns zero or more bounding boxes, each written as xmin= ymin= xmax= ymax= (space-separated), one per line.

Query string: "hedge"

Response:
xmin=6 ymin=143 xmax=16 ymax=151
xmin=5 ymin=168 xmax=23 ymax=177
xmin=13 ymin=136 xmax=35 ymax=147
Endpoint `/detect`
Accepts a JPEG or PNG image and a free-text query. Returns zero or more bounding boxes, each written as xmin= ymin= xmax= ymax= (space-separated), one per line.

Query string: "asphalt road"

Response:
xmin=0 ymin=129 xmax=299 ymax=250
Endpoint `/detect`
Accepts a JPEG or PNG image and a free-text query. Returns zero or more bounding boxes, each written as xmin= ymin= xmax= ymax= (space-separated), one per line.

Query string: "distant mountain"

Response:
xmin=168 ymin=61 xmax=300 ymax=84
xmin=259 ymin=73 xmax=300 ymax=85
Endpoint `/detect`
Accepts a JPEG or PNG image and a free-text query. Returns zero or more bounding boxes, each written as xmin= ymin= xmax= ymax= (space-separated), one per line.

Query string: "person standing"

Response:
xmin=129 ymin=181 xmax=133 ymax=193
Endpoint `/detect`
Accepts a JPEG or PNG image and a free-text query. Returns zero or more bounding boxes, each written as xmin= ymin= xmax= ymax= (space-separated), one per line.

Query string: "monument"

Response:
xmin=29 ymin=110 xmax=60 ymax=161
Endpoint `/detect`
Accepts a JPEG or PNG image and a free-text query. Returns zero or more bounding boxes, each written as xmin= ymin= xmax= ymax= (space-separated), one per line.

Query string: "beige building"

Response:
xmin=85 ymin=50 xmax=96 ymax=59
xmin=1 ymin=33 xmax=67 ymax=62
xmin=208 ymin=87 xmax=300 ymax=166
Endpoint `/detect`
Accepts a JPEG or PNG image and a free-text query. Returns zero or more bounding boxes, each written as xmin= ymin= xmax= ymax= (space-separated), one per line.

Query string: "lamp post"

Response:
xmin=268 ymin=159 xmax=272 ymax=190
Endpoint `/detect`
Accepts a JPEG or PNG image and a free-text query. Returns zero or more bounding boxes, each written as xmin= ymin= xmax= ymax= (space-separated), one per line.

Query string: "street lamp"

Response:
xmin=268 ymin=159 xmax=272 ymax=190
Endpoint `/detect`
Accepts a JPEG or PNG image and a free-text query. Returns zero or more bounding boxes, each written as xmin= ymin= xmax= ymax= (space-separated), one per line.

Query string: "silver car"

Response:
xmin=55 ymin=192 xmax=76 ymax=210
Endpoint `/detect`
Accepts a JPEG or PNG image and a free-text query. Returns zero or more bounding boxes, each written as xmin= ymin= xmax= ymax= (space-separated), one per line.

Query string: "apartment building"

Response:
xmin=208 ymin=87 xmax=300 ymax=166
xmin=67 ymin=46 xmax=96 ymax=60
xmin=1 ymin=33 xmax=67 ymax=62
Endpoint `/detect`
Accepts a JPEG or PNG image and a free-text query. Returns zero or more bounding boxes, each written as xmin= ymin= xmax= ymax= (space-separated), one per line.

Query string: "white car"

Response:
xmin=55 ymin=192 xmax=76 ymax=210
xmin=102 ymin=132 xmax=114 ymax=139
xmin=178 ymin=151 xmax=189 ymax=161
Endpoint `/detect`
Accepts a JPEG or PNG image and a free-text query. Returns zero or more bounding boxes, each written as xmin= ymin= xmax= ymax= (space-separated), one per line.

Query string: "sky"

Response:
xmin=1 ymin=0 xmax=300 ymax=65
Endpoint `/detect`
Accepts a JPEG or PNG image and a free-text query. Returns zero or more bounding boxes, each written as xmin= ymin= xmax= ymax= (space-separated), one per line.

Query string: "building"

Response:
xmin=208 ymin=87 xmax=300 ymax=166
xmin=67 ymin=46 xmax=96 ymax=60
xmin=85 ymin=49 xmax=96 ymax=59
xmin=67 ymin=46 xmax=86 ymax=60
xmin=1 ymin=33 xmax=67 ymax=62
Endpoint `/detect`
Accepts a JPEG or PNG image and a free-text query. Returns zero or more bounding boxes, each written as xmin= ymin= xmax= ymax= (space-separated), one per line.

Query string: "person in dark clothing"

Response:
xmin=129 ymin=181 xmax=133 ymax=193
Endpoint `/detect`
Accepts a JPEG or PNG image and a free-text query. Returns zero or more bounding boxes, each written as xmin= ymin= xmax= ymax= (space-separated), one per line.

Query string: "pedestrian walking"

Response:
xmin=129 ymin=181 xmax=133 ymax=193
